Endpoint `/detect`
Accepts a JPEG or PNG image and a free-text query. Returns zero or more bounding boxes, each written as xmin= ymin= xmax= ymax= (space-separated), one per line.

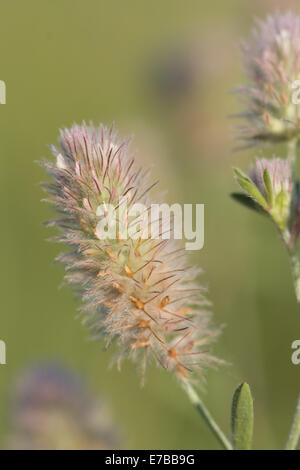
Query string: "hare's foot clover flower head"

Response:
xmin=236 ymin=12 xmax=300 ymax=147
xmin=40 ymin=122 xmax=221 ymax=384
xmin=234 ymin=157 xmax=292 ymax=231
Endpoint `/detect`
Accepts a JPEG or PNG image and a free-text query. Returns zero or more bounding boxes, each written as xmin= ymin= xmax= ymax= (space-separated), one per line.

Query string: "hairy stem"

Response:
xmin=286 ymin=244 xmax=300 ymax=306
xmin=182 ymin=379 xmax=233 ymax=450
xmin=285 ymin=139 xmax=300 ymax=307
xmin=286 ymin=393 xmax=300 ymax=450
xmin=288 ymin=139 xmax=298 ymax=184
xmin=288 ymin=138 xmax=298 ymax=224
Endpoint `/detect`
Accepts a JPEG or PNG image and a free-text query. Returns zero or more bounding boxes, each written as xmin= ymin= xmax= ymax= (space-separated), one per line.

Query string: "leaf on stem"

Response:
xmin=231 ymin=382 xmax=254 ymax=450
xmin=236 ymin=178 xmax=268 ymax=209
xmin=230 ymin=192 xmax=265 ymax=214
xmin=263 ymin=169 xmax=273 ymax=206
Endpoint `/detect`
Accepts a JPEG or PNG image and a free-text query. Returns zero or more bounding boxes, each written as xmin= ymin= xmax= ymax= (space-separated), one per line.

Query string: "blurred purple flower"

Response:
xmin=7 ymin=363 xmax=119 ymax=450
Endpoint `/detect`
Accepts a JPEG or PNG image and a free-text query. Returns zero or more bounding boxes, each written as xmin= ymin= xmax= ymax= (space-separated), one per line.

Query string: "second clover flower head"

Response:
xmin=236 ymin=11 xmax=300 ymax=147
xmin=40 ymin=122 xmax=221 ymax=384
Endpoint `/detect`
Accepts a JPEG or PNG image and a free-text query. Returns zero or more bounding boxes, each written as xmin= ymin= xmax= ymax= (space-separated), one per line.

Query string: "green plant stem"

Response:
xmin=282 ymin=141 xmax=300 ymax=450
xmin=285 ymin=139 xmax=300 ymax=307
xmin=181 ymin=379 xmax=233 ymax=450
xmin=286 ymin=244 xmax=300 ymax=306
xmin=288 ymin=139 xmax=298 ymax=184
xmin=286 ymin=393 xmax=300 ymax=450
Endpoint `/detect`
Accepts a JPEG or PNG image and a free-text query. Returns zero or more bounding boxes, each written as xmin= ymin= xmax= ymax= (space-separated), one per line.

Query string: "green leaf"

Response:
xmin=230 ymin=193 xmax=265 ymax=214
xmin=231 ymin=382 xmax=254 ymax=450
xmin=233 ymin=167 xmax=252 ymax=182
xmin=263 ymin=169 xmax=273 ymax=206
xmin=275 ymin=187 xmax=286 ymax=213
xmin=236 ymin=178 xmax=268 ymax=209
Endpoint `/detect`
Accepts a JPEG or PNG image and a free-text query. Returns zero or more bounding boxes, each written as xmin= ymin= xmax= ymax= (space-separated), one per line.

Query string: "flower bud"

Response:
xmin=234 ymin=157 xmax=292 ymax=230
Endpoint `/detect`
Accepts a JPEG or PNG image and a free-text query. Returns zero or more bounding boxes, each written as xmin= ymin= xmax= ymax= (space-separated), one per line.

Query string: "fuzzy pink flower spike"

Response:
xmin=40 ymin=122 xmax=221 ymax=384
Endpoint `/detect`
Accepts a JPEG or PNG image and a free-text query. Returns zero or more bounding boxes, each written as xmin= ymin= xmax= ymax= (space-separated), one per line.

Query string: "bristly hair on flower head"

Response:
xmin=235 ymin=11 xmax=300 ymax=148
xmin=40 ymin=122 xmax=221 ymax=385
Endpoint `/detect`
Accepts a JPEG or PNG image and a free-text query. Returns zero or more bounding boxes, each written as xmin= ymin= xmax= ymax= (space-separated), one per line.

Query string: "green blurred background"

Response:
xmin=0 ymin=0 xmax=299 ymax=450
